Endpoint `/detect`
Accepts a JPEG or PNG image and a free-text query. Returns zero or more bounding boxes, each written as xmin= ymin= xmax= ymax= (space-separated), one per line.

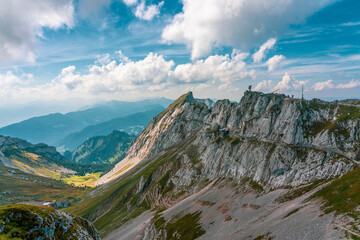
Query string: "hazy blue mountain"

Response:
xmin=0 ymin=98 xmax=173 ymax=128
xmin=0 ymin=98 xmax=171 ymax=146
xmin=0 ymin=99 xmax=94 ymax=128
xmin=58 ymin=106 xmax=164 ymax=151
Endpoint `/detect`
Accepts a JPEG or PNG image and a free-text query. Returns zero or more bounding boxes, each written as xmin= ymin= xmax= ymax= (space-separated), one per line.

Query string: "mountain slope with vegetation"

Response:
xmin=68 ymin=130 xmax=134 ymax=168
xmin=0 ymin=135 xmax=77 ymax=179
xmin=69 ymin=91 xmax=360 ymax=239
xmin=0 ymin=165 xmax=85 ymax=206
xmin=0 ymin=135 xmax=111 ymax=187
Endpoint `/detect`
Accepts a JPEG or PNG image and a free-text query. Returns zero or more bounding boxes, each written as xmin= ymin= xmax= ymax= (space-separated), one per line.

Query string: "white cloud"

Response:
xmin=0 ymin=71 xmax=34 ymax=87
xmin=96 ymin=54 xmax=112 ymax=65
xmin=312 ymin=80 xmax=335 ymax=91
xmin=254 ymin=73 xmax=310 ymax=94
xmin=0 ymin=0 xmax=74 ymax=65
xmin=116 ymin=50 xmax=130 ymax=63
xmin=253 ymin=38 xmax=277 ymax=63
xmin=123 ymin=0 xmax=138 ymax=6
xmin=336 ymin=80 xmax=360 ymax=89
xmin=266 ymin=54 xmax=285 ymax=72
xmin=340 ymin=21 xmax=360 ymax=27
xmin=254 ymin=73 xmax=309 ymax=94
xmin=0 ymin=50 xmax=254 ymax=101
xmin=135 ymin=1 xmax=164 ymax=21
xmin=274 ymin=73 xmax=292 ymax=91
xmin=254 ymin=80 xmax=273 ymax=92
xmin=273 ymin=73 xmax=308 ymax=92
xmin=162 ymin=0 xmax=336 ymax=59
xmin=312 ymin=79 xmax=360 ymax=91
xmin=171 ymin=50 xmax=254 ymax=84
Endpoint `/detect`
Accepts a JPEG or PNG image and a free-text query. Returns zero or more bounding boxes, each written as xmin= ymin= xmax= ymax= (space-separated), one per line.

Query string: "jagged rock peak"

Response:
xmin=151 ymin=92 xmax=196 ymax=123
xmin=169 ymin=91 xmax=196 ymax=108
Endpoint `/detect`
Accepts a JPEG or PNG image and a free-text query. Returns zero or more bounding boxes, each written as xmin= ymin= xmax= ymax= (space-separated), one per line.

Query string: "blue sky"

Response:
xmin=0 ymin=0 xmax=360 ymax=105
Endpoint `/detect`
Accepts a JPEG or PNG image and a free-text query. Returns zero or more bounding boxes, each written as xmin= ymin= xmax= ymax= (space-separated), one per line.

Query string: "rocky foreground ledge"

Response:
xmin=0 ymin=204 xmax=100 ymax=239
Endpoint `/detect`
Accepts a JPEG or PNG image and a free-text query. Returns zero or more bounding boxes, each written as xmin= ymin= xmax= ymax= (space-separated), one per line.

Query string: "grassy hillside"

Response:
xmin=0 ymin=166 xmax=86 ymax=206
xmin=3 ymin=147 xmax=71 ymax=180
xmin=312 ymin=166 xmax=360 ymax=216
xmin=0 ymin=136 xmax=111 ymax=186
xmin=70 ymin=130 xmax=134 ymax=165
xmin=67 ymin=141 xmax=195 ymax=235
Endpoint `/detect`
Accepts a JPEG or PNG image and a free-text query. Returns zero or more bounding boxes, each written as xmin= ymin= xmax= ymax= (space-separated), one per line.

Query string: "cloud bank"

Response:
xmin=0 ymin=50 xmax=253 ymax=101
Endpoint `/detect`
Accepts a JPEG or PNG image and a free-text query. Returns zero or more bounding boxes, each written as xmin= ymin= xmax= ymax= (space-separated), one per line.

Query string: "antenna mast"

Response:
xmin=302 ymin=85 xmax=304 ymax=100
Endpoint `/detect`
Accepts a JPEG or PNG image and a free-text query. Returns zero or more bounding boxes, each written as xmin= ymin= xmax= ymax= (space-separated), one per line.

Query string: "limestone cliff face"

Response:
xmin=99 ymin=91 xmax=359 ymax=188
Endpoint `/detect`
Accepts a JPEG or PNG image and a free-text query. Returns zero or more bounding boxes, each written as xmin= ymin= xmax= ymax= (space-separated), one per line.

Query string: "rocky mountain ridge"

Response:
xmin=98 ymin=91 xmax=359 ymax=188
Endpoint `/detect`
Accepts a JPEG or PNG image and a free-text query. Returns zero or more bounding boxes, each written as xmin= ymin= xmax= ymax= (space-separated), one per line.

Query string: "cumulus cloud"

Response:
xmin=0 ymin=0 xmax=74 ymax=65
xmin=253 ymin=38 xmax=277 ymax=63
xmin=254 ymin=80 xmax=273 ymax=92
xmin=123 ymin=0 xmax=138 ymax=6
xmin=266 ymin=54 xmax=285 ymax=72
xmin=0 ymin=71 xmax=34 ymax=87
xmin=171 ymin=50 xmax=254 ymax=84
xmin=336 ymin=80 xmax=360 ymax=89
xmin=273 ymin=73 xmax=308 ymax=92
xmin=0 ymin=50 xmax=254 ymax=101
xmin=96 ymin=54 xmax=112 ymax=65
xmin=135 ymin=1 xmax=164 ymax=20
xmin=312 ymin=79 xmax=360 ymax=91
xmin=162 ymin=0 xmax=336 ymax=59
xmin=254 ymin=73 xmax=308 ymax=93
xmin=312 ymin=80 xmax=335 ymax=91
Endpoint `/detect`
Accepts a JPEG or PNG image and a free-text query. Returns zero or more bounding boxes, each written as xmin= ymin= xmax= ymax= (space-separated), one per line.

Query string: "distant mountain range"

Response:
xmin=0 ymin=98 xmax=171 ymax=148
xmin=58 ymin=106 xmax=164 ymax=151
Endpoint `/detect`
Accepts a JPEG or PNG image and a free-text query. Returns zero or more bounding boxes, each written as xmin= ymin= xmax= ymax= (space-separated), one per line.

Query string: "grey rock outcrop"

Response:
xmin=0 ymin=151 xmax=16 ymax=168
xmin=0 ymin=204 xmax=100 ymax=239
